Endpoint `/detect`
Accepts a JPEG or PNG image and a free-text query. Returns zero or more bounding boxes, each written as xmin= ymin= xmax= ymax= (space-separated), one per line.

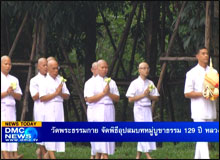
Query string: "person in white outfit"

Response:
xmin=126 ymin=62 xmax=159 ymax=159
xmin=184 ymin=47 xmax=218 ymax=159
xmin=84 ymin=61 xmax=98 ymax=159
xmin=29 ymin=57 xmax=48 ymax=159
xmin=1 ymin=55 xmax=23 ymax=159
xmin=86 ymin=59 xmax=120 ymax=159
xmin=39 ymin=59 xmax=70 ymax=159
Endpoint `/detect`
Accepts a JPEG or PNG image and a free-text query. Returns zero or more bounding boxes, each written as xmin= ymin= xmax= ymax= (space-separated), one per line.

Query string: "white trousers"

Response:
xmin=44 ymin=102 xmax=65 ymax=152
xmin=93 ymin=104 xmax=115 ymax=155
xmin=87 ymin=105 xmax=96 ymax=156
xmin=1 ymin=104 xmax=17 ymax=151
xmin=134 ymin=105 xmax=156 ymax=153
xmin=34 ymin=102 xmax=45 ymax=146
xmin=193 ymin=119 xmax=213 ymax=159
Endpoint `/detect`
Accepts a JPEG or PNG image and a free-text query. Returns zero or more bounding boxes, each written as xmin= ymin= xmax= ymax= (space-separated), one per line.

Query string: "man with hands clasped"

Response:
xmin=126 ymin=62 xmax=159 ymax=159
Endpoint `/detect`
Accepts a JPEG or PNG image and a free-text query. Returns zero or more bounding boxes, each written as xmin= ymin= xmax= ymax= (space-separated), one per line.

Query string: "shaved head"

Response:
xmin=48 ymin=59 xmax=58 ymax=68
xmin=47 ymin=56 xmax=56 ymax=62
xmin=97 ymin=59 xmax=107 ymax=67
xmin=138 ymin=62 xmax=150 ymax=79
xmin=91 ymin=62 xmax=98 ymax=76
xmin=138 ymin=62 xmax=149 ymax=69
xmin=1 ymin=55 xmax=12 ymax=75
xmin=47 ymin=59 xmax=59 ymax=78
xmin=37 ymin=57 xmax=47 ymax=75
xmin=1 ymin=55 xmax=11 ymax=63
xmin=97 ymin=59 xmax=108 ymax=77
xmin=92 ymin=62 xmax=98 ymax=68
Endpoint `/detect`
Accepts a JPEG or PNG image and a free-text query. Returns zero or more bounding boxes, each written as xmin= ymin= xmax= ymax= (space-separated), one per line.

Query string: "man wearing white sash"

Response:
xmin=126 ymin=62 xmax=159 ymax=159
xmin=29 ymin=57 xmax=48 ymax=159
xmin=1 ymin=55 xmax=23 ymax=159
xmin=39 ymin=59 xmax=70 ymax=159
xmin=84 ymin=62 xmax=98 ymax=159
xmin=184 ymin=47 xmax=217 ymax=159
xmin=86 ymin=59 xmax=120 ymax=159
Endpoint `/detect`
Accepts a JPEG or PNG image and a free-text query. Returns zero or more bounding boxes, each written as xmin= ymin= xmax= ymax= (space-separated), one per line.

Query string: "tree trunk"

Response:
xmin=205 ymin=1 xmax=211 ymax=51
xmin=128 ymin=3 xmax=142 ymax=79
xmin=108 ymin=2 xmax=138 ymax=77
xmin=20 ymin=21 xmax=37 ymax=121
xmin=149 ymin=2 xmax=160 ymax=78
xmin=36 ymin=20 xmax=47 ymax=59
xmin=60 ymin=41 xmax=87 ymax=117
xmin=84 ymin=5 xmax=97 ymax=82
xmin=8 ymin=12 xmax=28 ymax=57
xmin=152 ymin=1 xmax=187 ymax=113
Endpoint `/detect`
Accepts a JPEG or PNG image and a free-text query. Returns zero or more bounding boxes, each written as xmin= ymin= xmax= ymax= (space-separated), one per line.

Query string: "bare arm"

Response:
xmin=1 ymin=86 xmax=21 ymax=100
xmin=128 ymin=94 xmax=145 ymax=102
xmin=128 ymin=87 xmax=159 ymax=102
xmin=60 ymin=93 xmax=70 ymax=100
xmin=10 ymin=92 xmax=22 ymax=101
xmin=32 ymin=92 xmax=39 ymax=101
xmin=40 ymin=83 xmax=63 ymax=102
xmin=108 ymin=93 xmax=120 ymax=102
xmin=86 ymin=92 xmax=106 ymax=103
xmin=86 ymin=84 xmax=109 ymax=103
xmin=40 ymin=92 xmax=58 ymax=102
xmin=1 ymin=91 xmax=9 ymax=98
xmin=146 ymin=95 xmax=159 ymax=101
xmin=185 ymin=91 xmax=203 ymax=99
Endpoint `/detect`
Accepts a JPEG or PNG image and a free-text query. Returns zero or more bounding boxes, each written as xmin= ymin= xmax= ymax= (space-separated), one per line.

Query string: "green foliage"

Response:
xmin=1 ymin=1 xmax=218 ymax=122
xmin=180 ymin=1 xmax=206 ymax=54
xmin=17 ymin=142 xmax=219 ymax=159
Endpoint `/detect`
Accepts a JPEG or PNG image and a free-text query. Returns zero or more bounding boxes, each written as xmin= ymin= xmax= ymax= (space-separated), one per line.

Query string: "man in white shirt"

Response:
xmin=126 ymin=62 xmax=159 ymax=159
xmin=86 ymin=59 xmax=120 ymax=159
xmin=1 ymin=55 xmax=23 ymax=159
xmin=29 ymin=57 xmax=48 ymax=159
xmin=39 ymin=59 xmax=70 ymax=159
xmin=84 ymin=61 xmax=98 ymax=159
xmin=184 ymin=47 xmax=218 ymax=159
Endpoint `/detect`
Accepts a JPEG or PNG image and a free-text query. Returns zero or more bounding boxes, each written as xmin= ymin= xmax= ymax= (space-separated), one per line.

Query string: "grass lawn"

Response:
xmin=18 ymin=142 xmax=219 ymax=159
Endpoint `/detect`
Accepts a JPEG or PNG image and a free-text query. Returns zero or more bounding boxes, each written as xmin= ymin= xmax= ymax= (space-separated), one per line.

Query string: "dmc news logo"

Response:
xmin=2 ymin=121 xmax=40 ymax=142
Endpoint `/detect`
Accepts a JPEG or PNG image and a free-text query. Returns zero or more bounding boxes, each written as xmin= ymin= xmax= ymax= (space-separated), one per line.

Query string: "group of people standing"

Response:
xmin=1 ymin=46 xmax=218 ymax=159
xmin=1 ymin=56 xmax=70 ymax=159
xmin=84 ymin=60 xmax=159 ymax=159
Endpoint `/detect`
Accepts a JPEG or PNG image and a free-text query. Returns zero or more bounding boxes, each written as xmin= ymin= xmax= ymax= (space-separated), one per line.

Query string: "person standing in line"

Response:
xmin=84 ymin=62 xmax=98 ymax=159
xmin=86 ymin=59 xmax=120 ymax=159
xmin=184 ymin=47 xmax=218 ymax=159
xmin=29 ymin=57 xmax=48 ymax=159
xmin=1 ymin=55 xmax=23 ymax=159
xmin=126 ymin=62 xmax=159 ymax=159
xmin=39 ymin=59 xmax=70 ymax=159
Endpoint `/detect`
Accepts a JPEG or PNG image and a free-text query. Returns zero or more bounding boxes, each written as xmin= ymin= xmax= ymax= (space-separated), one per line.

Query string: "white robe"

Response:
xmin=29 ymin=72 xmax=46 ymax=145
xmin=85 ymin=75 xmax=119 ymax=155
xmin=1 ymin=72 xmax=22 ymax=151
xmin=184 ymin=64 xmax=218 ymax=159
xmin=39 ymin=73 xmax=70 ymax=152
xmin=84 ymin=76 xmax=96 ymax=155
xmin=30 ymin=73 xmax=46 ymax=121
xmin=126 ymin=76 xmax=159 ymax=153
xmin=184 ymin=64 xmax=217 ymax=120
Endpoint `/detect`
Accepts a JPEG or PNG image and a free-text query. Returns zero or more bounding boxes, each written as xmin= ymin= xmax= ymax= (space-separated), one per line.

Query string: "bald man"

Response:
xmin=126 ymin=62 xmax=159 ymax=159
xmin=86 ymin=59 xmax=120 ymax=159
xmin=47 ymin=56 xmax=56 ymax=62
xmin=39 ymin=59 xmax=70 ymax=159
xmin=84 ymin=62 xmax=98 ymax=159
xmin=1 ymin=55 xmax=23 ymax=159
xmin=29 ymin=58 xmax=48 ymax=159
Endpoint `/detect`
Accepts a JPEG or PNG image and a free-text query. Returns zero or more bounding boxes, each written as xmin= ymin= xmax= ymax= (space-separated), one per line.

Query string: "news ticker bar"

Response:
xmin=1 ymin=121 xmax=219 ymax=142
